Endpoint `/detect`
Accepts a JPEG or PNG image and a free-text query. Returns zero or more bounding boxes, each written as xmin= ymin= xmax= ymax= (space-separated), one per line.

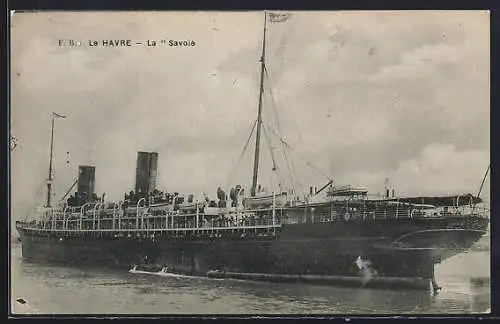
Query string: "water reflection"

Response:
xmin=125 ymin=271 xmax=436 ymax=314
xmin=11 ymin=245 xmax=490 ymax=315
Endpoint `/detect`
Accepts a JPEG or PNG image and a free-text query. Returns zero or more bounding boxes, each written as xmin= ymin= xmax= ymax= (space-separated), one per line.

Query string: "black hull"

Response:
xmin=16 ymin=216 xmax=488 ymax=287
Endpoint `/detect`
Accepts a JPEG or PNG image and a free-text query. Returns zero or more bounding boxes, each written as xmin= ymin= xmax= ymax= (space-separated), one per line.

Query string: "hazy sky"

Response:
xmin=11 ymin=11 xmax=490 ymax=218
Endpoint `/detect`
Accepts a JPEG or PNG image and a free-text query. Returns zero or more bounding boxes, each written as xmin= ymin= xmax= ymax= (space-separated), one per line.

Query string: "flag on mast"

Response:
xmin=268 ymin=12 xmax=292 ymax=23
xmin=53 ymin=112 xmax=66 ymax=118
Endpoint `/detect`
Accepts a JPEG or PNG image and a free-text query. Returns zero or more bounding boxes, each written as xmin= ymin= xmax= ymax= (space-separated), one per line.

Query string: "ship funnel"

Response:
xmin=135 ymin=151 xmax=159 ymax=194
xmin=77 ymin=165 xmax=96 ymax=201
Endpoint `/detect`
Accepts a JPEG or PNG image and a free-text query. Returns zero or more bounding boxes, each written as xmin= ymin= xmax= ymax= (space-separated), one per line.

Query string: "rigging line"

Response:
xmin=289 ymin=155 xmax=303 ymax=194
xmin=472 ymin=163 xmax=490 ymax=215
xmin=264 ymin=68 xmax=299 ymax=193
xmin=225 ymin=118 xmax=258 ymax=189
xmin=59 ymin=177 xmax=78 ymax=202
xmin=263 ymin=121 xmax=299 ymax=193
xmin=265 ymin=123 xmax=332 ymax=181
xmin=476 ymin=163 xmax=490 ymax=199
xmin=268 ymin=114 xmax=295 ymax=193
xmin=262 ymin=122 xmax=284 ymax=185
xmin=264 ymin=66 xmax=296 ymax=194
xmin=261 ymin=122 xmax=280 ymax=178
xmin=262 ymin=124 xmax=285 ymax=192
xmin=263 ymin=65 xmax=302 ymax=188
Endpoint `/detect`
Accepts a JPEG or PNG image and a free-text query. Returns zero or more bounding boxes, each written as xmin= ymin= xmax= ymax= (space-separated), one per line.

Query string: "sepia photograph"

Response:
xmin=10 ymin=10 xmax=490 ymax=315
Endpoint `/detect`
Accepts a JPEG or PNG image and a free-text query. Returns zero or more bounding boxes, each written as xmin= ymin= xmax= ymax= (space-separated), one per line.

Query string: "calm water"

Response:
xmin=10 ymin=243 xmax=490 ymax=315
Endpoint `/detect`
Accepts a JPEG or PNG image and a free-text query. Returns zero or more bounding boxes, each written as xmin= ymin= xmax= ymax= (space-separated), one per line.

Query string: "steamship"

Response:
xmin=15 ymin=12 xmax=489 ymax=291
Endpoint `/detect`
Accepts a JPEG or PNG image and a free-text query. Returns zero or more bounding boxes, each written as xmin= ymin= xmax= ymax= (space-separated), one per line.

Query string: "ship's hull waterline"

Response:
xmin=16 ymin=216 xmax=488 ymax=290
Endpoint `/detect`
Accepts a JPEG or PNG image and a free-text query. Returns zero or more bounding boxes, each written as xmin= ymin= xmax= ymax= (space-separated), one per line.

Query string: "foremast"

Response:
xmin=251 ymin=12 xmax=268 ymax=197
xmin=46 ymin=112 xmax=66 ymax=207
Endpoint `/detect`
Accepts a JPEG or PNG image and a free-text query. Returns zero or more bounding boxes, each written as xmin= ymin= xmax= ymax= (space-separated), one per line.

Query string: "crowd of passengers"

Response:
xmin=122 ymin=186 xmax=245 ymax=210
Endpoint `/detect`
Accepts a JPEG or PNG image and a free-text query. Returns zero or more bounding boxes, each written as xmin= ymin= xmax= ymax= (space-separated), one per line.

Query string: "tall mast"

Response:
xmin=46 ymin=113 xmax=55 ymax=207
xmin=46 ymin=112 xmax=65 ymax=206
xmin=251 ymin=12 xmax=267 ymax=197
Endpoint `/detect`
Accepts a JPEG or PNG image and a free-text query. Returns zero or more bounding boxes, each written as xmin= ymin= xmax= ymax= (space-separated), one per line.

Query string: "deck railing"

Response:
xmin=19 ymin=200 xmax=488 ymax=235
